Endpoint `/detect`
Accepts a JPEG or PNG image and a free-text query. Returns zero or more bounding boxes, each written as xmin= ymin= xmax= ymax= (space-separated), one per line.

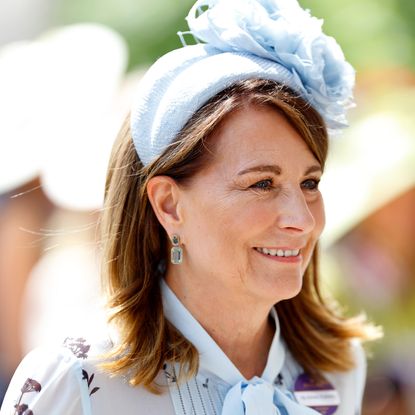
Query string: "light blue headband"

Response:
xmin=131 ymin=0 xmax=355 ymax=166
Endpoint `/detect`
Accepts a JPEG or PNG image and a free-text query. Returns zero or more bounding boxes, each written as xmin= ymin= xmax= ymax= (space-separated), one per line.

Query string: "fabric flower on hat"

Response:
xmin=186 ymin=0 xmax=355 ymax=129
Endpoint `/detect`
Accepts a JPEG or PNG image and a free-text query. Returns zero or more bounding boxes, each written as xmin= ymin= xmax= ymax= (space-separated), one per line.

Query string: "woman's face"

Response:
xmin=176 ymin=104 xmax=325 ymax=305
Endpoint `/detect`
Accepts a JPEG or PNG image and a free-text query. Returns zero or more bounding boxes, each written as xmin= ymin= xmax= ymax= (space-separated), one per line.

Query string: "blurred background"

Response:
xmin=0 ymin=0 xmax=414 ymax=413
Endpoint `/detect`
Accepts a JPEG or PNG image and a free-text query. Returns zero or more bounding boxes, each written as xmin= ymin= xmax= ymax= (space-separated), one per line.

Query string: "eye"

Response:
xmin=250 ymin=178 xmax=273 ymax=191
xmin=301 ymin=178 xmax=320 ymax=191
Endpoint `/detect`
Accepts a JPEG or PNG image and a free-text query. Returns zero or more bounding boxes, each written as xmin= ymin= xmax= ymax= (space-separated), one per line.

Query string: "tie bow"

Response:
xmin=221 ymin=377 xmax=320 ymax=415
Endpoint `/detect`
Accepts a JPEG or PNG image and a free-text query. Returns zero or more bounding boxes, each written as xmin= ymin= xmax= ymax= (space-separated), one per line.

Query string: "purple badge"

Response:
xmin=294 ymin=373 xmax=340 ymax=415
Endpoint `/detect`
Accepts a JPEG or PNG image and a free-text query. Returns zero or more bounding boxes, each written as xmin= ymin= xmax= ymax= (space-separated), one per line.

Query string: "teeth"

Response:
xmin=256 ymin=248 xmax=300 ymax=257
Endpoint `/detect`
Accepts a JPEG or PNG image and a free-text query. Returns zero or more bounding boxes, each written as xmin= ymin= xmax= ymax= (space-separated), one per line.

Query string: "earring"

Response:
xmin=170 ymin=234 xmax=183 ymax=264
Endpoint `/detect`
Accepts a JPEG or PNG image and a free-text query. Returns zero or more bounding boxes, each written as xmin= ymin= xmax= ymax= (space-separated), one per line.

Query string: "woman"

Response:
xmin=1 ymin=0 xmax=378 ymax=414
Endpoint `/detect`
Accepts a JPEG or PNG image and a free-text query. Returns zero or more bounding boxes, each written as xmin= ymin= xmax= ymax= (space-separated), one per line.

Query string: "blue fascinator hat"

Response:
xmin=131 ymin=0 xmax=355 ymax=166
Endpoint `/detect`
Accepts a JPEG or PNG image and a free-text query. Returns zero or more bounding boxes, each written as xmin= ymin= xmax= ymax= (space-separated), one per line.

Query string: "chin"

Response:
xmin=251 ymin=273 xmax=304 ymax=305
xmin=277 ymin=284 xmax=303 ymax=302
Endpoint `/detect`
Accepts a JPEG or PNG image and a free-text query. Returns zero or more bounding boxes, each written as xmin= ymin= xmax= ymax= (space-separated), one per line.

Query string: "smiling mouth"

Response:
xmin=254 ymin=247 xmax=301 ymax=257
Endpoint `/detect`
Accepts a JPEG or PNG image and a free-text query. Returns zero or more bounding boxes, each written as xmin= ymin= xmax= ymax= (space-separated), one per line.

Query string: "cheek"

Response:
xmin=183 ymin=191 xmax=235 ymax=244
xmin=184 ymin=190 xmax=264 ymax=249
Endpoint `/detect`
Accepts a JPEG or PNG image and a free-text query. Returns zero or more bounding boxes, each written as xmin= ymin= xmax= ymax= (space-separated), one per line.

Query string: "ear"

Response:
xmin=147 ymin=176 xmax=183 ymax=233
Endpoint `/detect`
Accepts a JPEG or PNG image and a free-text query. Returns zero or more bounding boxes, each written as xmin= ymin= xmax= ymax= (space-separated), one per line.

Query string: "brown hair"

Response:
xmin=100 ymin=79 xmax=379 ymax=391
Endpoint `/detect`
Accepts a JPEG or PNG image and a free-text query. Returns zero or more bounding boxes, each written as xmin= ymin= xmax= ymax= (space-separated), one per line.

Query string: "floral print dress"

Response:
xmin=0 ymin=281 xmax=367 ymax=415
xmin=1 ymin=335 xmax=174 ymax=415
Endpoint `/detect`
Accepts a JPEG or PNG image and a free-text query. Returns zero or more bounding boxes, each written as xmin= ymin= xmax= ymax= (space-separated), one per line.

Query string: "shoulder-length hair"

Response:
xmin=100 ymin=79 xmax=379 ymax=391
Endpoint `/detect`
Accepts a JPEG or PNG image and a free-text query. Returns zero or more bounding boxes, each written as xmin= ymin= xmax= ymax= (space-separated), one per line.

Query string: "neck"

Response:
xmin=165 ymin=271 xmax=275 ymax=379
xmin=205 ymin=312 xmax=275 ymax=379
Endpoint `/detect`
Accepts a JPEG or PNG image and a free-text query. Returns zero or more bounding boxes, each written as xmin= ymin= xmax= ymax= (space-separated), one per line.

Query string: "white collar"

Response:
xmin=161 ymin=278 xmax=285 ymax=385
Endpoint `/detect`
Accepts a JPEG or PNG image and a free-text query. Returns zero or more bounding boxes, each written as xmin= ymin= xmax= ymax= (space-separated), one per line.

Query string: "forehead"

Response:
xmin=204 ymin=104 xmax=318 ymax=174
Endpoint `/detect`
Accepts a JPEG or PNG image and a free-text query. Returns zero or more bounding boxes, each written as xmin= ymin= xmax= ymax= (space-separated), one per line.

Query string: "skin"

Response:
xmin=147 ymin=103 xmax=325 ymax=379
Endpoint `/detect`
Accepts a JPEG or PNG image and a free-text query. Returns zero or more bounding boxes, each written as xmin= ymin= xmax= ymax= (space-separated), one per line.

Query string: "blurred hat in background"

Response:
xmin=321 ymin=84 xmax=415 ymax=246
xmin=0 ymin=23 xmax=134 ymax=210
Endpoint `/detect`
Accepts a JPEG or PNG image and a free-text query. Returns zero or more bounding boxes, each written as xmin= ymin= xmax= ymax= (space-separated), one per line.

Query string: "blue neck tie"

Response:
xmin=222 ymin=377 xmax=320 ymax=415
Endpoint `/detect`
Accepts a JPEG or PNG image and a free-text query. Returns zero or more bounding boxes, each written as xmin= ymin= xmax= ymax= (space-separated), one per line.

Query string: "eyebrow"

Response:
xmin=237 ymin=164 xmax=322 ymax=176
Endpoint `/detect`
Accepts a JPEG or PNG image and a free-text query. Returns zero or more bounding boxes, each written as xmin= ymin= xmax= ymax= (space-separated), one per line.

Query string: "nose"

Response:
xmin=275 ymin=188 xmax=315 ymax=234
